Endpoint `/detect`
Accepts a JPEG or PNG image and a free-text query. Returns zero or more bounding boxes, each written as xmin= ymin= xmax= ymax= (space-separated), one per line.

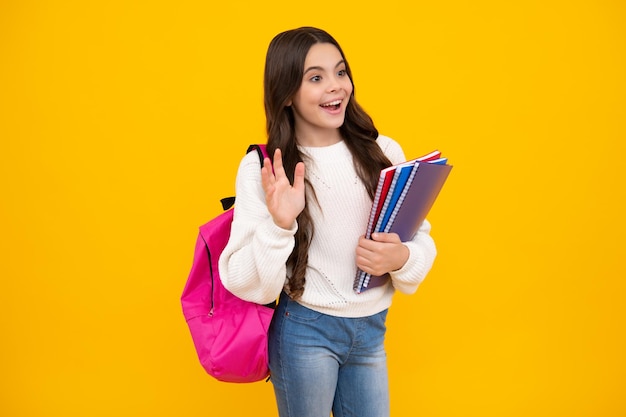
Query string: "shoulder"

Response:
xmin=237 ymin=147 xmax=265 ymax=177
xmin=233 ymin=146 xmax=267 ymax=198
xmin=376 ymin=134 xmax=406 ymax=164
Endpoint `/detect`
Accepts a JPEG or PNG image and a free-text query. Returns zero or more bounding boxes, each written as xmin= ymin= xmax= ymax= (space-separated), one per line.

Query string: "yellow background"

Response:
xmin=1 ymin=0 xmax=625 ymax=416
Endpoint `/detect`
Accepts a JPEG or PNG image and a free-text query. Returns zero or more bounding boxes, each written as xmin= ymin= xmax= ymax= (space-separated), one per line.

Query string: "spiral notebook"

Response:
xmin=354 ymin=151 xmax=453 ymax=293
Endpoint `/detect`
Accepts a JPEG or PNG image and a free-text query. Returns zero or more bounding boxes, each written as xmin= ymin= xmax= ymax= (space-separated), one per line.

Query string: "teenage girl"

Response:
xmin=219 ymin=26 xmax=437 ymax=417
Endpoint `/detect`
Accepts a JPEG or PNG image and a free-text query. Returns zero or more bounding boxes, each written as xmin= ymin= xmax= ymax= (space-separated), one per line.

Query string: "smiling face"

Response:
xmin=289 ymin=42 xmax=354 ymax=146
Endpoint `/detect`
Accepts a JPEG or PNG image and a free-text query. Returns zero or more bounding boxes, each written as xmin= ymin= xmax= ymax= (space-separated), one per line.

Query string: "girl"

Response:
xmin=219 ymin=27 xmax=437 ymax=417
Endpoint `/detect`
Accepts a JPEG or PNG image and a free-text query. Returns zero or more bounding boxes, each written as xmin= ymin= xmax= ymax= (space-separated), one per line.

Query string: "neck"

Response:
xmin=295 ymin=129 xmax=343 ymax=147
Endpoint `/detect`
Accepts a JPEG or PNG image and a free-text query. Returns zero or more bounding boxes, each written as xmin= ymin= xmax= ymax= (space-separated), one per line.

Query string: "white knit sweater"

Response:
xmin=218 ymin=135 xmax=437 ymax=317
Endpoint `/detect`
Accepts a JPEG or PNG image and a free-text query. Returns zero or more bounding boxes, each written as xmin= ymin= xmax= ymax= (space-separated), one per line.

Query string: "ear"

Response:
xmin=285 ymin=100 xmax=292 ymax=107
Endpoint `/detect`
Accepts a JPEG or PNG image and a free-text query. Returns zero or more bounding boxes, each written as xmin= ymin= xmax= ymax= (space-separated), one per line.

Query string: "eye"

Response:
xmin=337 ymin=69 xmax=347 ymax=77
xmin=309 ymin=75 xmax=322 ymax=82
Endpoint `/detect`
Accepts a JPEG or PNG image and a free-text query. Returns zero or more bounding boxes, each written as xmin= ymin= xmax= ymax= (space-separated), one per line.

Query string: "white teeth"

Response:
xmin=321 ymin=100 xmax=341 ymax=107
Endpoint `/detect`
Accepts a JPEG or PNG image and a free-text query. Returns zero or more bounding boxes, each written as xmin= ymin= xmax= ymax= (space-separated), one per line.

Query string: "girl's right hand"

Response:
xmin=261 ymin=148 xmax=306 ymax=229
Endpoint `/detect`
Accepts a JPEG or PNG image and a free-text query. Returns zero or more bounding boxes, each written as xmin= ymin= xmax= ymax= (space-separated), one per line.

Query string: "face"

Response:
xmin=289 ymin=42 xmax=353 ymax=145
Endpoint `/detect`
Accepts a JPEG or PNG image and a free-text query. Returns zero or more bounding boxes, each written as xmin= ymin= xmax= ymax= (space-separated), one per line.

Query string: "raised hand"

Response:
xmin=261 ymin=148 xmax=306 ymax=229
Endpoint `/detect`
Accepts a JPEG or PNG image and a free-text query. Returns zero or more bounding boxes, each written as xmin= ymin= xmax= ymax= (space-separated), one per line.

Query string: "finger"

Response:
xmin=292 ymin=161 xmax=306 ymax=191
xmin=355 ymin=256 xmax=371 ymax=272
xmin=272 ymin=148 xmax=287 ymax=178
xmin=358 ymin=235 xmax=378 ymax=251
xmin=356 ymin=237 xmax=376 ymax=257
xmin=371 ymin=232 xmax=402 ymax=243
xmin=356 ymin=253 xmax=381 ymax=275
xmin=261 ymin=157 xmax=275 ymax=190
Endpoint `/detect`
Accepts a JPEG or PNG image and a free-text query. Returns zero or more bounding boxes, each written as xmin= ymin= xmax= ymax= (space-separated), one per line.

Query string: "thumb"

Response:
xmin=371 ymin=232 xmax=401 ymax=243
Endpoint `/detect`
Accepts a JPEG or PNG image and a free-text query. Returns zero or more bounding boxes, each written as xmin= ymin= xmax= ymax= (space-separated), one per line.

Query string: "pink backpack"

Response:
xmin=181 ymin=144 xmax=275 ymax=383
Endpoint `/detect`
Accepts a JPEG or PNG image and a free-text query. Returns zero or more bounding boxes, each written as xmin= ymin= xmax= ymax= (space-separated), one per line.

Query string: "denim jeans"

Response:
xmin=269 ymin=292 xmax=390 ymax=417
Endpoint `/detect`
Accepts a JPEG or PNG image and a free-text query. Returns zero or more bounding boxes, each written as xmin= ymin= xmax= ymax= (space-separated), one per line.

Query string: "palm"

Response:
xmin=261 ymin=149 xmax=306 ymax=229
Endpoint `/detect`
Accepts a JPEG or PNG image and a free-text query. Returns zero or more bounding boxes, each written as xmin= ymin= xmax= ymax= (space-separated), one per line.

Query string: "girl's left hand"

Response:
xmin=355 ymin=233 xmax=409 ymax=276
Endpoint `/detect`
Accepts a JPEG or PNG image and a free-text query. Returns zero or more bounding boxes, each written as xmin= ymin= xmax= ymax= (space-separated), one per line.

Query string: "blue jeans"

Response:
xmin=269 ymin=292 xmax=390 ymax=417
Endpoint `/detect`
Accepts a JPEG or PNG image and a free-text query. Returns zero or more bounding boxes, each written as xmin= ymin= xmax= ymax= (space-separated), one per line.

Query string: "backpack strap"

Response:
xmin=219 ymin=143 xmax=276 ymax=310
xmin=220 ymin=197 xmax=236 ymax=211
xmin=220 ymin=144 xmax=268 ymax=211
xmin=247 ymin=144 xmax=268 ymax=166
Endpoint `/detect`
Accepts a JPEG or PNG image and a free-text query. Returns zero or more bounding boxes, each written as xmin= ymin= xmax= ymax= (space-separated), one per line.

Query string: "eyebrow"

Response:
xmin=303 ymin=60 xmax=346 ymax=75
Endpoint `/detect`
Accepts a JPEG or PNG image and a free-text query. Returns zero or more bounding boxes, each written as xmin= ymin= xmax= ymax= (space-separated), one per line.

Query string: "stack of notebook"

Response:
xmin=354 ymin=150 xmax=453 ymax=293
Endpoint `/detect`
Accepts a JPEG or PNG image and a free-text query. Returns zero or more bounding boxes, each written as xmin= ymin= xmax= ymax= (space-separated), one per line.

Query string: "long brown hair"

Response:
xmin=264 ymin=27 xmax=392 ymax=299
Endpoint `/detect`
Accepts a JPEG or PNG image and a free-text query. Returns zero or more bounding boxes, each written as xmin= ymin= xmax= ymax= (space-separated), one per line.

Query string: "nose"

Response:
xmin=327 ymin=76 xmax=341 ymax=93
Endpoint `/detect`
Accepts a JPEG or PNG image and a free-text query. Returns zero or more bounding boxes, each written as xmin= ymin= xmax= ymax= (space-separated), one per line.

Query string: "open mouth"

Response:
xmin=320 ymin=99 xmax=342 ymax=111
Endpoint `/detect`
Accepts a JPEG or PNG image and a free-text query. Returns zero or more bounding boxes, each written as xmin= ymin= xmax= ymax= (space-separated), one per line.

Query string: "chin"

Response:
xmin=326 ymin=114 xmax=347 ymax=129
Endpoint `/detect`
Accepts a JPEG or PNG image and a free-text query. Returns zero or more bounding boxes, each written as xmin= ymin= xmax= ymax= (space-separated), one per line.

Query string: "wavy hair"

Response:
xmin=264 ymin=27 xmax=392 ymax=299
